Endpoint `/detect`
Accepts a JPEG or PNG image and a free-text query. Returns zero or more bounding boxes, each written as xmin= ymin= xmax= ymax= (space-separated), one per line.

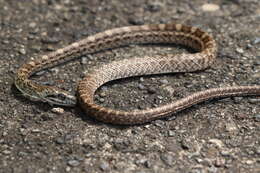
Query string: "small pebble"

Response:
xmin=163 ymin=86 xmax=175 ymax=95
xmin=2 ymin=40 xmax=9 ymax=44
xmin=208 ymin=139 xmax=224 ymax=148
xmin=214 ymin=157 xmax=225 ymax=167
xmin=232 ymin=97 xmax=243 ymax=103
xmin=19 ymin=48 xmax=26 ymax=55
xmin=147 ymin=87 xmax=156 ymax=94
xmin=225 ymin=122 xmax=237 ymax=132
xmin=41 ymin=114 xmax=54 ymax=121
xmin=135 ymin=158 xmax=146 ymax=165
xmin=87 ymin=55 xmax=95 ymax=61
xmin=46 ymin=45 xmax=55 ymax=51
xmin=63 ymin=13 xmax=71 ymax=21
xmin=51 ymin=107 xmax=64 ymax=114
xmin=56 ymin=137 xmax=65 ymax=144
xmin=31 ymin=45 xmax=41 ymax=51
xmin=180 ymin=139 xmax=191 ymax=150
xmin=236 ymin=48 xmax=244 ymax=54
xmin=81 ymin=56 xmax=88 ymax=64
xmin=245 ymin=160 xmax=254 ymax=165
xmin=255 ymin=147 xmax=260 ymax=154
xmin=42 ymin=81 xmax=55 ymax=86
xmin=201 ymin=3 xmax=220 ymax=12
xmin=235 ymin=114 xmax=248 ymax=120
xmin=246 ymin=43 xmax=253 ymax=49
xmin=18 ymin=151 xmax=28 ymax=157
xmin=168 ymin=130 xmax=175 ymax=137
xmin=29 ymin=22 xmax=37 ymax=28
xmin=2 ymin=131 xmax=7 ymax=136
xmin=128 ymin=18 xmax=144 ymax=25
xmin=49 ymin=68 xmax=59 ymax=73
xmin=252 ymin=37 xmax=260 ymax=44
xmin=100 ymin=86 xmax=108 ymax=91
xmin=98 ymin=98 xmax=105 ymax=103
xmin=138 ymin=104 xmax=146 ymax=110
xmin=160 ymin=153 xmax=174 ymax=166
xmin=254 ymin=114 xmax=260 ymax=122
xmin=254 ymin=60 xmax=260 ymax=65
xmin=220 ymin=150 xmax=232 ymax=157
xmin=31 ymin=128 xmax=40 ymax=133
xmin=159 ymin=79 xmax=169 ymax=84
xmin=219 ymin=51 xmax=235 ymax=59
xmin=144 ymin=160 xmax=151 ymax=168
xmin=252 ymin=72 xmax=260 ymax=78
xmin=138 ymin=83 xmax=146 ymax=90
xmin=154 ymin=120 xmax=165 ymax=128
xmin=157 ymin=95 xmax=163 ymax=100
xmin=99 ymin=161 xmax=110 ymax=171
xmin=67 ymin=159 xmax=80 ymax=167
xmin=195 ymin=158 xmax=204 ymax=164
xmin=99 ymin=92 xmax=106 ymax=97
xmin=41 ymin=37 xmax=60 ymax=44
xmin=35 ymin=70 xmax=46 ymax=76
xmin=2 ymin=150 xmax=11 ymax=155
xmin=64 ymin=134 xmax=73 ymax=141
xmin=147 ymin=2 xmax=161 ymax=12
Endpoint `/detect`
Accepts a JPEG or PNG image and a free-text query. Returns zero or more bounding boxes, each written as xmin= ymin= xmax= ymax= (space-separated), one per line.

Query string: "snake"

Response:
xmin=15 ymin=23 xmax=260 ymax=125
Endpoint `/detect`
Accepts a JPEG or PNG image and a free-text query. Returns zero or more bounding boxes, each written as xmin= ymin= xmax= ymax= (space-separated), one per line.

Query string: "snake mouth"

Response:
xmin=44 ymin=93 xmax=77 ymax=107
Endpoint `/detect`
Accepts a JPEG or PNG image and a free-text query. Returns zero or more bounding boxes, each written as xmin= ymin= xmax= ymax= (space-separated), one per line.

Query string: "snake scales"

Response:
xmin=15 ymin=23 xmax=260 ymax=125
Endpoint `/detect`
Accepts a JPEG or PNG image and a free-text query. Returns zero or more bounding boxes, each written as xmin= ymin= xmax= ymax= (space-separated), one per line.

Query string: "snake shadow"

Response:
xmin=71 ymin=72 xmax=238 ymax=129
xmin=11 ymin=42 xmax=249 ymax=128
xmin=12 ymin=69 xmax=245 ymax=129
xmin=12 ymin=75 xmax=256 ymax=129
xmin=9 ymin=74 xmax=191 ymax=129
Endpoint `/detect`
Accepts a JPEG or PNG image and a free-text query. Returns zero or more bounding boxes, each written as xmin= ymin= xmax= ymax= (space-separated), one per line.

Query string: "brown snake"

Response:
xmin=15 ymin=23 xmax=260 ymax=125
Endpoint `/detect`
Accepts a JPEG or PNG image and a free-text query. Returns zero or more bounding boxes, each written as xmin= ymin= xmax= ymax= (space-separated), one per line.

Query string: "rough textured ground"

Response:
xmin=0 ymin=0 xmax=260 ymax=172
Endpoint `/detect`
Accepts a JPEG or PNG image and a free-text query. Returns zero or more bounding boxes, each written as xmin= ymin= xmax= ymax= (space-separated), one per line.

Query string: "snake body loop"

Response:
xmin=15 ymin=23 xmax=260 ymax=124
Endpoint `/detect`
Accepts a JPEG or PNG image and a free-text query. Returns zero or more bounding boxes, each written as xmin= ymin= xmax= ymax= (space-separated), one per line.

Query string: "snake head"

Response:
xmin=43 ymin=89 xmax=77 ymax=107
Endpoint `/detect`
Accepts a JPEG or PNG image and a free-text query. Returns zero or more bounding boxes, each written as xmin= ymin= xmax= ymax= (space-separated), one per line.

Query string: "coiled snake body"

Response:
xmin=15 ymin=23 xmax=260 ymax=125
